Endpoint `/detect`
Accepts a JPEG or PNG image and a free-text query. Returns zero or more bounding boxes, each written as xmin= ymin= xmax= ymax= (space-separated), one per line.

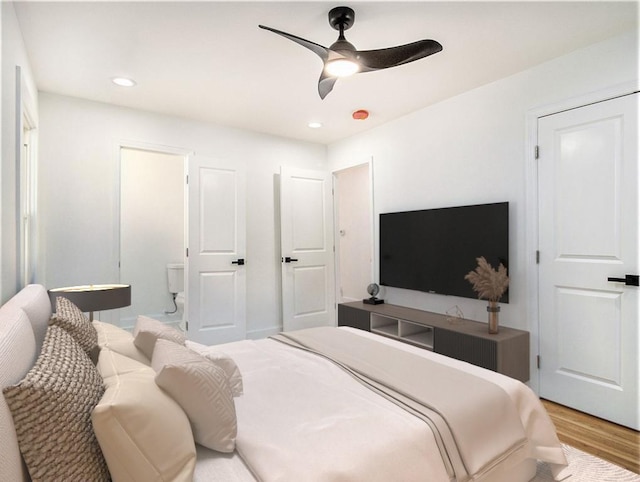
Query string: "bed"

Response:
xmin=0 ymin=284 xmax=569 ymax=481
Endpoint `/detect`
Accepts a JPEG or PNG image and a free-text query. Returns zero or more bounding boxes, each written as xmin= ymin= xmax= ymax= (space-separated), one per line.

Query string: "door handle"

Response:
xmin=231 ymin=258 xmax=245 ymax=266
xmin=607 ymin=274 xmax=639 ymax=286
xmin=284 ymin=257 xmax=299 ymax=263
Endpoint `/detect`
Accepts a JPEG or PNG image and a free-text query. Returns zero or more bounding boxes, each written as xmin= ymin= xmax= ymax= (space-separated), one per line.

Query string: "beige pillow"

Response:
xmin=3 ymin=325 xmax=109 ymax=481
xmin=92 ymin=348 xmax=196 ymax=482
xmin=203 ymin=351 xmax=243 ymax=397
xmin=152 ymin=339 xmax=237 ymax=453
xmin=50 ymin=296 xmax=99 ymax=361
xmin=133 ymin=315 xmax=186 ymax=359
xmin=96 ymin=346 xmax=150 ymax=379
xmin=93 ymin=320 xmax=132 ymax=347
xmin=93 ymin=321 xmax=150 ymax=365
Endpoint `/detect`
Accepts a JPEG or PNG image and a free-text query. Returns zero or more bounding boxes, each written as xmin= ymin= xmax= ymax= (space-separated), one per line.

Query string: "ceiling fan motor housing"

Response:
xmin=329 ymin=6 xmax=356 ymax=31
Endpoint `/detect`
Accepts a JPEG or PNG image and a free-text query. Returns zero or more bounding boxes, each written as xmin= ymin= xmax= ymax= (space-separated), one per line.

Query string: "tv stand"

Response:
xmin=338 ymin=301 xmax=529 ymax=382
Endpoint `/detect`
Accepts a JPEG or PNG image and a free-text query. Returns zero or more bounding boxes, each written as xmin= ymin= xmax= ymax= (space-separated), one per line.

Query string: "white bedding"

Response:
xmin=189 ymin=327 xmax=568 ymax=482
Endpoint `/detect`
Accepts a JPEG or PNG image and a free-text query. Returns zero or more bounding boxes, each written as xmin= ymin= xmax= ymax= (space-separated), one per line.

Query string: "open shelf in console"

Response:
xmin=370 ymin=313 xmax=433 ymax=350
xmin=370 ymin=313 xmax=398 ymax=337
xmin=399 ymin=321 xmax=434 ymax=349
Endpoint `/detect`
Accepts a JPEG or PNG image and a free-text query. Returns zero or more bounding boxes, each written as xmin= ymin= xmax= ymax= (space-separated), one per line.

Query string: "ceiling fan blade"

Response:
xmin=318 ymin=71 xmax=338 ymax=100
xmin=259 ymin=25 xmax=329 ymax=62
xmin=355 ymin=39 xmax=443 ymax=72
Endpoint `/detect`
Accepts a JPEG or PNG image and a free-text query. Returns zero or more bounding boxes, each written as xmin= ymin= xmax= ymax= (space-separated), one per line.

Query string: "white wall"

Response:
xmin=37 ymin=93 xmax=326 ymax=336
xmin=328 ymin=31 xmax=638 ymax=333
xmin=1 ymin=2 xmax=38 ymax=302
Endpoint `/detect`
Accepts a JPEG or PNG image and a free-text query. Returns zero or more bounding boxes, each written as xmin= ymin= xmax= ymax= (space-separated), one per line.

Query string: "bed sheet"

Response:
xmin=189 ymin=327 xmax=568 ymax=482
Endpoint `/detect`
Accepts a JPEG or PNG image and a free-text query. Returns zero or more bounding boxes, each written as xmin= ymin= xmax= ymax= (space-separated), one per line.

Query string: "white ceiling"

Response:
xmin=14 ymin=1 xmax=638 ymax=145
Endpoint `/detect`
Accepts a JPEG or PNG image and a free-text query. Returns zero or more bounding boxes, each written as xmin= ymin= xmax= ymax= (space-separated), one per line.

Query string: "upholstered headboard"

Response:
xmin=0 ymin=285 xmax=52 ymax=482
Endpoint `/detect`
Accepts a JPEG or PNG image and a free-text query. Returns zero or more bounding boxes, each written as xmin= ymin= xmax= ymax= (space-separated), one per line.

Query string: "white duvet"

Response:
xmin=189 ymin=328 xmax=568 ymax=482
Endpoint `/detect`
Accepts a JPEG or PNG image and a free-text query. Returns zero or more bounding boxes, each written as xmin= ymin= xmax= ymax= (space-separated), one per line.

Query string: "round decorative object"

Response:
xmin=367 ymin=283 xmax=380 ymax=297
xmin=352 ymin=109 xmax=369 ymax=120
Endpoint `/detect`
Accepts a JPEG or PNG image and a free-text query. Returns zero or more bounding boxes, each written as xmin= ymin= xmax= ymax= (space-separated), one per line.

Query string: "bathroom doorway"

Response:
xmin=119 ymin=147 xmax=186 ymax=329
xmin=333 ymin=162 xmax=374 ymax=304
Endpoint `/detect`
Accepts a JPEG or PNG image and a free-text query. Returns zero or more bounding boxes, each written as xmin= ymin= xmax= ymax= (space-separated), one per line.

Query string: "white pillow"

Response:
xmin=0 ymin=306 xmax=37 ymax=482
xmin=152 ymin=339 xmax=237 ymax=453
xmin=133 ymin=315 xmax=186 ymax=359
xmin=202 ymin=351 xmax=243 ymax=397
xmin=95 ymin=345 xmax=150 ymax=379
xmin=92 ymin=348 xmax=196 ymax=482
xmin=92 ymin=321 xmax=150 ymax=365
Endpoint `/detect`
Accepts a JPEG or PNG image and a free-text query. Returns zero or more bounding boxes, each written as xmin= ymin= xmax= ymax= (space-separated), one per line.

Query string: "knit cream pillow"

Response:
xmin=50 ymin=296 xmax=99 ymax=361
xmin=2 ymin=325 xmax=109 ymax=481
xmin=152 ymin=339 xmax=237 ymax=452
xmin=133 ymin=315 xmax=186 ymax=359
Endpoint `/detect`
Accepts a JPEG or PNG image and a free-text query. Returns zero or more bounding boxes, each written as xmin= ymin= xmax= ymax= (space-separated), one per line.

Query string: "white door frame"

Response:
xmin=112 ymin=139 xmax=192 ymax=326
xmin=524 ymin=80 xmax=639 ymax=394
xmin=332 ymin=157 xmax=375 ymax=308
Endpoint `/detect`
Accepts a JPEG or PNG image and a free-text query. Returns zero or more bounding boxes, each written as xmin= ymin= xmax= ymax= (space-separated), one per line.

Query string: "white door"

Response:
xmin=187 ymin=156 xmax=246 ymax=344
xmin=538 ymin=93 xmax=639 ymax=429
xmin=281 ymin=167 xmax=335 ymax=331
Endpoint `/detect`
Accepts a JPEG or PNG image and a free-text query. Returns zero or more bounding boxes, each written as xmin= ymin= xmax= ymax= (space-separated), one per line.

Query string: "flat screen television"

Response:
xmin=379 ymin=202 xmax=509 ymax=302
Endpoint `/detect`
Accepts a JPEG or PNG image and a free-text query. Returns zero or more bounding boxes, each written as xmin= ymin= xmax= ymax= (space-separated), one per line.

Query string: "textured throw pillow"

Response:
xmin=203 ymin=351 xmax=243 ymax=397
xmin=2 ymin=325 xmax=109 ymax=481
xmin=133 ymin=315 xmax=186 ymax=359
xmin=50 ymin=296 xmax=99 ymax=361
xmin=92 ymin=348 xmax=196 ymax=482
xmin=152 ymin=339 xmax=237 ymax=452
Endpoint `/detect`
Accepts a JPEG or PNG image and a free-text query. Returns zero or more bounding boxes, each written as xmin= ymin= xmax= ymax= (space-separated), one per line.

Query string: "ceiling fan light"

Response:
xmin=324 ymin=58 xmax=359 ymax=77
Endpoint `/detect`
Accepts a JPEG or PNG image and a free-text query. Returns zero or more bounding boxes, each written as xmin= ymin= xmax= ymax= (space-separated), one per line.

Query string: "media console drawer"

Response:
xmin=337 ymin=301 xmax=530 ymax=382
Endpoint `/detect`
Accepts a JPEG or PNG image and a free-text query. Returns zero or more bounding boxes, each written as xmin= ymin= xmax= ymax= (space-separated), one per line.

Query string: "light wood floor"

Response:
xmin=541 ymin=399 xmax=639 ymax=474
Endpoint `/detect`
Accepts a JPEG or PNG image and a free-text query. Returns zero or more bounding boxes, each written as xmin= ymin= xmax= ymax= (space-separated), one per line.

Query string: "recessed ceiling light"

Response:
xmin=308 ymin=122 xmax=323 ymax=129
xmin=112 ymin=77 xmax=137 ymax=87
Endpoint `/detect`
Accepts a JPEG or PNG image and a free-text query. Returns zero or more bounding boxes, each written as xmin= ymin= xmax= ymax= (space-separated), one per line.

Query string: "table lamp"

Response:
xmin=48 ymin=284 xmax=131 ymax=321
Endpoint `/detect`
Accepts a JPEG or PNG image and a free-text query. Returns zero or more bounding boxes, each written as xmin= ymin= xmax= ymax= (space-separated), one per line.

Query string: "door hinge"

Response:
xmin=536 ymin=250 xmax=540 ymax=264
xmin=537 ymin=355 xmax=541 ymax=369
xmin=185 ymin=321 xmax=189 ymax=331
xmin=186 ymin=248 xmax=189 ymax=258
xmin=534 ymin=145 xmax=539 ymax=159
xmin=186 ymin=175 xmax=189 ymax=184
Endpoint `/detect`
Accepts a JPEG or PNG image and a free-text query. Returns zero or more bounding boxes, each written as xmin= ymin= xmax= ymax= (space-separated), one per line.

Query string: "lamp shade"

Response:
xmin=48 ymin=284 xmax=131 ymax=314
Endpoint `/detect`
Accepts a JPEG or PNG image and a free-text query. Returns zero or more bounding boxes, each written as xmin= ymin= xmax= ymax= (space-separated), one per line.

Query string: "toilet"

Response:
xmin=166 ymin=263 xmax=185 ymax=316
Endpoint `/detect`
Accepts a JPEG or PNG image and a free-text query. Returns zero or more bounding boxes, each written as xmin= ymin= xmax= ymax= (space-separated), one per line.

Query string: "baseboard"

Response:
xmin=246 ymin=325 xmax=282 ymax=340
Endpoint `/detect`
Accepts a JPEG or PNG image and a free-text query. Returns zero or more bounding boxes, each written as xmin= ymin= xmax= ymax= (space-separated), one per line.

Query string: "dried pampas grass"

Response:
xmin=465 ymin=256 xmax=509 ymax=302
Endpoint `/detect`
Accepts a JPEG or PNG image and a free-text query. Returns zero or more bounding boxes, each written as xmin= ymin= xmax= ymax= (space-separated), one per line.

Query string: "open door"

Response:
xmin=187 ymin=156 xmax=246 ymax=344
xmin=280 ymin=167 xmax=335 ymax=331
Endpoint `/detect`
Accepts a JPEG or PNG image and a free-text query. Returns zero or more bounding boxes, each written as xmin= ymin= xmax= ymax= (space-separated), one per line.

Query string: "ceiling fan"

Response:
xmin=259 ymin=6 xmax=443 ymax=99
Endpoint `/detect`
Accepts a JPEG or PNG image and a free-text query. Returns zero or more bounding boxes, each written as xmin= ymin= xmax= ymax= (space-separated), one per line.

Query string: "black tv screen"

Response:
xmin=379 ymin=202 xmax=509 ymax=302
